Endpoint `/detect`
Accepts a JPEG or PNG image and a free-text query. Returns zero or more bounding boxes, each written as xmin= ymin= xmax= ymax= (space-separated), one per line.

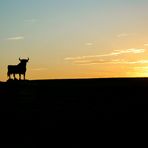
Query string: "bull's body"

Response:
xmin=7 ymin=58 xmax=29 ymax=80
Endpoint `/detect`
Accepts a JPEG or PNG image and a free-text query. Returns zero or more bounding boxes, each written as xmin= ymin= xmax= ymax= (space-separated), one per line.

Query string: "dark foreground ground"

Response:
xmin=0 ymin=78 xmax=148 ymax=144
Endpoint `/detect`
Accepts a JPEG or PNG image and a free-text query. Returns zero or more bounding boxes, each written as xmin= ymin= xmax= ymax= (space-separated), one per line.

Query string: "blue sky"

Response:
xmin=1 ymin=0 xmax=148 ymax=81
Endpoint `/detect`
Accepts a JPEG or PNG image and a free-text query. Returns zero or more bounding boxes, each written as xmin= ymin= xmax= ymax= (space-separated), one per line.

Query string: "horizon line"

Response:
xmin=1 ymin=76 xmax=148 ymax=83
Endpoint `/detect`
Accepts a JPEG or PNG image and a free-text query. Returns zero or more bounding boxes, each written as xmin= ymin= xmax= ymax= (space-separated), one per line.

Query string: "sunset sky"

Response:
xmin=1 ymin=0 xmax=148 ymax=81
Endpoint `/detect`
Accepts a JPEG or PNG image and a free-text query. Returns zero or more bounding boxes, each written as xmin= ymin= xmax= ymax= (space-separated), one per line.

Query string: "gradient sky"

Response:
xmin=1 ymin=0 xmax=148 ymax=81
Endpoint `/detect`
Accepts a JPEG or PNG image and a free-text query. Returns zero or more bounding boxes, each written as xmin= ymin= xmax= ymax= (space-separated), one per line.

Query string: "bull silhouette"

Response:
xmin=7 ymin=58 xmax=29 ymax=80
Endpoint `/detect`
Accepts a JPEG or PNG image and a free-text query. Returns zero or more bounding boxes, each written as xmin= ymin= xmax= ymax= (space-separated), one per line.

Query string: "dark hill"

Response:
xmin=1 ymin=77 xmax=148 ymax=121
xmin=0 ymin=77 xmax=148 ymax=123
xmin=1 ymin=78 xmax=148 ymax=144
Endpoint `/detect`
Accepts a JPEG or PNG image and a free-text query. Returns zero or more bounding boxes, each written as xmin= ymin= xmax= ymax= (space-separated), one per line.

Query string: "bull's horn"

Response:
xmin=27 ymin=57 xmax=29 ymax=61
xmin=19 ymin=58 xmax=21 ymax=61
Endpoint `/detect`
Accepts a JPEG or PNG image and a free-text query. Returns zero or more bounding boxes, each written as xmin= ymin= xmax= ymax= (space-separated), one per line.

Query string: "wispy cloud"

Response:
xmin=65 ymin=48 xmax=146 ymax=65
xmin=31 ymin=68 xmax=48 ymax=71
xmin=110 ymin=48 xmax=145 ymax=55
xmin=65 ymin=48 xmax=145 ymax=61
xmin=7 ymin=36 xmax=24 ymax=41
xmin=85 ymin=41 xmax=96 ymax=46
xmin=117 ymin=33 xmax=136 ymax=38
xmin=134 ymin=66 xmax=148 ymax=70
xmin=117 ymin=33 xmax=129 ymax=38
xmin=72 ymin=59 xmax=148 ymax=65
xmin=85 ymin=42 xmax=94 ymax=46
xmin=144 ymin=43 xmax=148 ymax=46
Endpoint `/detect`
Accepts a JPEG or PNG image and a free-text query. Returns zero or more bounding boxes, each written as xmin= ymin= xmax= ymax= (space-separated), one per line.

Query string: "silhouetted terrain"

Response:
xmin=1 ymin=78 xmax=148 ymax=144
xmin=1 ymin=78 xmax=148 ymax=120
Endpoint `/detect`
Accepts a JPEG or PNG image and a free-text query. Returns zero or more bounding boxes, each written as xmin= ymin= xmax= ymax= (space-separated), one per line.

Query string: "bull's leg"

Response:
xmin=9 ymin=74 xmax=11 ymax=79
xmin=23 ymin=73 xmax=25 ymax=80
xmin=13 ymin=73 xmax=16 ymax=80
xmin=19 ymin=74 xmax=21 ymax=80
